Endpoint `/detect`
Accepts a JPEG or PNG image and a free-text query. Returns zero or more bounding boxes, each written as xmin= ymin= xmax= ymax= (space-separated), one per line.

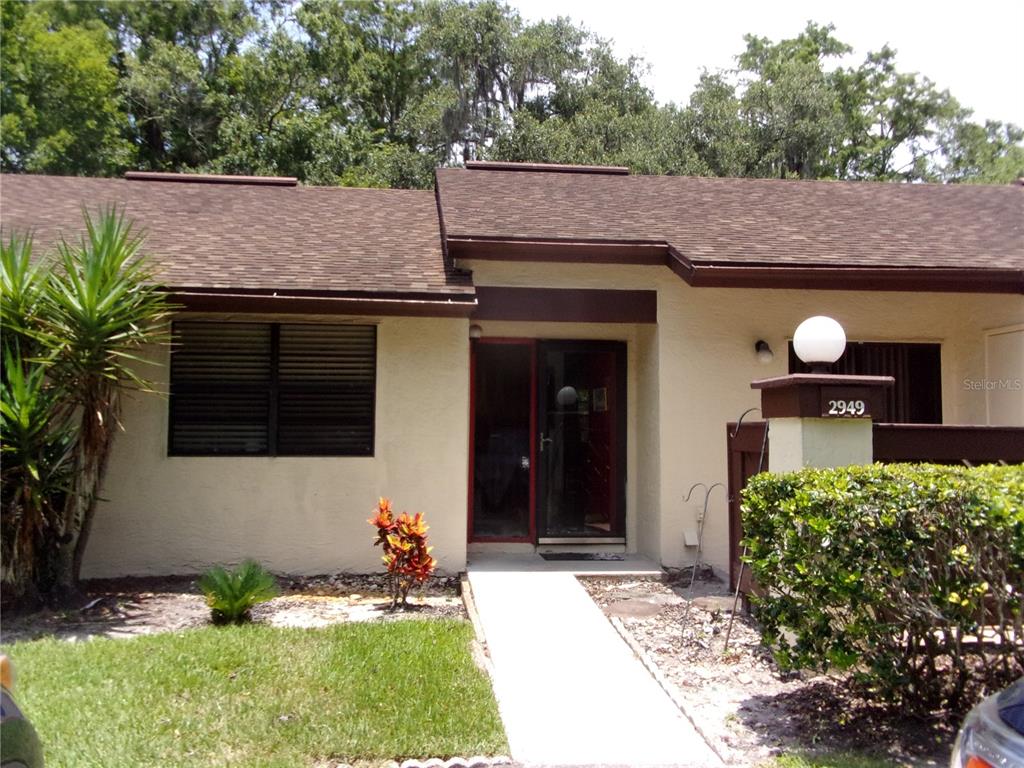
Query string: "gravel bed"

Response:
xmin=2 ymin=573 xmax=466 ymax=643
xmin=580 ymin=573 xmax=954 ymax=767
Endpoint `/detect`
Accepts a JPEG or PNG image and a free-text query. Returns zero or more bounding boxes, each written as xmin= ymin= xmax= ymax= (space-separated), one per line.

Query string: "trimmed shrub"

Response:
xmin=369 ymin=497 xmax=437 ymax=610
xmin=198 ymin=560 xmax=279 ymax=624
xmin=742 ymin=463 xmax=1023 ymax=710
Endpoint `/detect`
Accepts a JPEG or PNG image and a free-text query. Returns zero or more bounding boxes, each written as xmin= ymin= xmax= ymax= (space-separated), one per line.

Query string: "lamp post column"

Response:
xmin=751 ymin=374 xmax=894 ymax=472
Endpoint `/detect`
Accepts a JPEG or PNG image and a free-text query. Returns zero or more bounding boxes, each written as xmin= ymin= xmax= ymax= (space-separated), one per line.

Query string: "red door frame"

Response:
xmin=467 ymin=338 xmax=537 ymax=543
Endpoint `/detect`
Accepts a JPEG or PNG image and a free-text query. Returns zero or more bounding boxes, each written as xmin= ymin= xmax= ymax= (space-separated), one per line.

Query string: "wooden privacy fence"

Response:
xmin=726 ymin=422 xmax=1024 ymax=591
xmin=873 ymin=424 xmax=1024 ymax=464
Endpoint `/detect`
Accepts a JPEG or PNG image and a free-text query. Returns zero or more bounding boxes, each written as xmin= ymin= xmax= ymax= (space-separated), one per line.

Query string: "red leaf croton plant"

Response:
xmin=369 ymin=497 xmax=437 ymax=610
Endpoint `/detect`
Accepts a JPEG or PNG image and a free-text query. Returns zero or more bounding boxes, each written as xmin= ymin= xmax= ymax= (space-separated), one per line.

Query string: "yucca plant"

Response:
xmin=197 ymin=560 xmax=280 ymax=624
xmin=0 ymin=343 xmax=76 ymax=600
xmin=1 ymin=234 xmax=75 ymax=600
xmin=2 ymin=210 xmax=171 ymax=602
xmin=1 ymin=233 xmax=47 ymax=352
xmin=43 ymin=209 xmax=171 ymax=593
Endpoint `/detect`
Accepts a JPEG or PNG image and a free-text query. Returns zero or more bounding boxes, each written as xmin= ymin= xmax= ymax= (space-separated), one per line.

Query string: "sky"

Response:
xmin=511 ymin=0 xmax=1024 ymax=127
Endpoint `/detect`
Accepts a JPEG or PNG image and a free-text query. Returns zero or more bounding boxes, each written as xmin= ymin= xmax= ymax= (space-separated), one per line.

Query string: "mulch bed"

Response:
xmin=580 ymin=573 xmax=960 ymax=768
xmin=1 ymin=573 xmax=466 ymax=644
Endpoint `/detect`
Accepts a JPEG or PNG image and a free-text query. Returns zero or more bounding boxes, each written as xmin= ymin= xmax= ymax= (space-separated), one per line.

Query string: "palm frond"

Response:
xmin=43 ymin=207 xmax=171 ymax=400
xmin=198 ymin=560 xmax=279 ymax=624
xmin=1 ymin=233 xmax=50 ymax=354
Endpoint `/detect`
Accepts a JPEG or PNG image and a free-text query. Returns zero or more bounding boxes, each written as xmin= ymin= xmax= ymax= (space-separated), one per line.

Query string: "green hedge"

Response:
xmin=741 ymin=463 xmax=1024 ymax=709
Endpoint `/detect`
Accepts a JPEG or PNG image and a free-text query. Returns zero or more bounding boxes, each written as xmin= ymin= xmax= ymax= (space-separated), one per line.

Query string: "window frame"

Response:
xmin=787 ymin=339 xmax=942 ymax=424
xmin=167 ymin=320 xmax=377 ymax=458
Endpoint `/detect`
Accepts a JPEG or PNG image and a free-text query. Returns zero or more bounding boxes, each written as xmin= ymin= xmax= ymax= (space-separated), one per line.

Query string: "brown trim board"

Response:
xmin=472 ymin=286 xmax=657 ymax=323
xmin=448 ymin=237 xmax=1022 ymax=294
xmin=449 ymin=237 xmax=667 ymax=265
xmin=686 ymin=263 xmax=1024 ymax=294
xmin=170 ymin=290 xmax=477 ymax=318
xmin=873 ymin=424 xmax=1024 ymax=464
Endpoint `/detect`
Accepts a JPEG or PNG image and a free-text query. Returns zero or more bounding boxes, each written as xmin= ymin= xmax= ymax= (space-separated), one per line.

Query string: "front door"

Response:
xmin=470 ymin=341 xmax=534 ymax=540
xmin=537 ymin=341 xmax=626 ymax=541
xmin=469 ymin=339 xmax=626 ymax=543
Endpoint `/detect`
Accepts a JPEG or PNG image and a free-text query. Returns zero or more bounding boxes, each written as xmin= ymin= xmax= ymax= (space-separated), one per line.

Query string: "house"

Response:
xmin=2 ymin=163 xmax=1022 ymax=579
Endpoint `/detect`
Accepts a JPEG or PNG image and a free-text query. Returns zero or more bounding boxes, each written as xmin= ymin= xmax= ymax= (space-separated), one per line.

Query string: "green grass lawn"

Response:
xmin=3 ymin=619 xmax=507 ymax=768
xmin=768 ymin=754 xmax=897 ymax=768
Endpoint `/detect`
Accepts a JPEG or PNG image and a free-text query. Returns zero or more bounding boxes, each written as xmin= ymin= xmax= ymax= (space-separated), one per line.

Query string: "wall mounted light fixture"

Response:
xmin=754 ymin=339 xmax=774 ymax=364
xmin=469 ymin=324 xmax=483 ymax=339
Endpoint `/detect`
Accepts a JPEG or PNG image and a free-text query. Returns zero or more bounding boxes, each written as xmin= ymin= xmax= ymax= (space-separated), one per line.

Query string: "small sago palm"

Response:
xmin=198 ymin=561 xmax=280 ymax=625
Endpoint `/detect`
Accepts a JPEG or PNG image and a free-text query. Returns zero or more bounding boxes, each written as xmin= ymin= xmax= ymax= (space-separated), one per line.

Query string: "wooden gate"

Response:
xmin=726 ymin=420 xmax=768 ymax=591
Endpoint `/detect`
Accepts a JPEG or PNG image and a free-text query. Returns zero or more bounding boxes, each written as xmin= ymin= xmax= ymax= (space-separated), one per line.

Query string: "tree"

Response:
xmin=835 ymin=46 xmax=957 ymax=181
xmin=683 ymin=72 xmax=753 ymax=177
xmin=488 ymin=42 xmax=705 ymax=174
xmin=3 ymin=4 xmax=1020 ymax=185
xmin=933 ymin=117 xmax=1024 ymax=184
xmin=0 ymin=211 xmax=170 ymax=601
xmin=0 ymin=2 xmax=131 ymax=174
xmin=415 ymin=0 xmax=585 ymax=163
xmin=735 ymin=23 xmax=850 ymax=179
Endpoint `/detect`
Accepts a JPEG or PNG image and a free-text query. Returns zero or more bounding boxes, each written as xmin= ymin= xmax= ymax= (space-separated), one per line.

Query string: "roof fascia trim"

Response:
xmin=448 ymin=236 xmax=1022 ymax=294
xmin=167 ymin=289 xmax=478 ymax=318
xmin=685 ymin=263 xmax=1024 ymax=294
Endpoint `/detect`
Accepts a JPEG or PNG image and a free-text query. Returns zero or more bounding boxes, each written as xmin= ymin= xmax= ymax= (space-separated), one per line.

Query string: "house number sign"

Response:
xmin=825 ymin=399 xmax=867 ymax=417
xmin=819 ymin=387 xmax=873 ymax=418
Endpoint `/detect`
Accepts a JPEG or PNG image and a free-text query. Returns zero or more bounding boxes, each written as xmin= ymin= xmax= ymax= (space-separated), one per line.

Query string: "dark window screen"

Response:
xmin=170 ymin=322 xmax=376 ymax=455
xmin=789 ymin=341 xmax=942 ymax=423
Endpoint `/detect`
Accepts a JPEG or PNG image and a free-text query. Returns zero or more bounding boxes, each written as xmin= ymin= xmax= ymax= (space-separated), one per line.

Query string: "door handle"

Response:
xmin=540 ymin=432 xmax=553 ymax=452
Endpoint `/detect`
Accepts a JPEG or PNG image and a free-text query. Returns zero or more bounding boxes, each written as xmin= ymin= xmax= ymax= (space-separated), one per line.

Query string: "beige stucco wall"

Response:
xmin=85 ymin=260 xmax=1022 ymax=579
xmin=767 ymin=418 xmax=874 ymax=473
xmin=463 ymin=259 xmax=1024 ymax=573
xmin=83 ymin=315 xmax=471 ymax=578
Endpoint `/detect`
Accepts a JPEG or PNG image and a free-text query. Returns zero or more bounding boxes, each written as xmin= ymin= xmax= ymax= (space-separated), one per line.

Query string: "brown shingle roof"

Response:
xmin=436 ymin=167 xmax=1024 ymax=271
xmin=0 ymin=174 xmax=474 ymax=299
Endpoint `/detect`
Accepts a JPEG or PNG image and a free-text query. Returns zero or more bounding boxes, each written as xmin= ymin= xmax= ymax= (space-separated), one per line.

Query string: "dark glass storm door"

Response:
xmin=469 ymin=339 xmax=626 ymax=543
xmin=536 ymin=341 xmax=626 ymax=541
xmin=469 ymin=340 xmax=536 ymax=541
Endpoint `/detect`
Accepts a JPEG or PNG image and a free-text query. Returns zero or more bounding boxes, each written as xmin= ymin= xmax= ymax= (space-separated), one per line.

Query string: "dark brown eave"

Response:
xmin=685 ymin=260 xmax=1024 ymax=294
xmin=447 ymin=236 xmax=668 ymax=264
xmin=166 ymin=287 xmax=477 ymax=318
xmin=448 ymin=236 xmax=1023 ymax=294
xmin=473 ymin=286 xmax=657 ymax=323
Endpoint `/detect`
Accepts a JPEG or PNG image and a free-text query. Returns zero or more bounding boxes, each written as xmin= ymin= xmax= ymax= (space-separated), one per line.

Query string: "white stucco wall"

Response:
xmin=463 ymin=259 xmax=1024 ymax=574
xmin=83 ymin=315 xmax=470 ymax=578
xmin=85 ymin=262 xmax=1022 ymax=579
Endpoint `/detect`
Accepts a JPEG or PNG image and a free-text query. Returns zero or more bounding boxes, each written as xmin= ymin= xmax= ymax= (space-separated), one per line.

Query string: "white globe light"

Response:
xmin=793 ymin=316 xmax=847 ymax=366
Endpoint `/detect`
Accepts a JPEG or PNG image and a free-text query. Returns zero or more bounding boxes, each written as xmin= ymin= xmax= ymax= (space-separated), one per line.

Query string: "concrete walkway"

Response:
xmin=467 ymin=555 xmax=721 ymax=767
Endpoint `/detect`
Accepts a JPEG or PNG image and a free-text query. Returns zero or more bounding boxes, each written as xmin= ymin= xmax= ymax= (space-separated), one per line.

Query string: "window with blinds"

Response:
xmin=788 ymin=340 xmax=942 ymax=424
xmin=169 ymin=322 xmax=376 ymax=456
